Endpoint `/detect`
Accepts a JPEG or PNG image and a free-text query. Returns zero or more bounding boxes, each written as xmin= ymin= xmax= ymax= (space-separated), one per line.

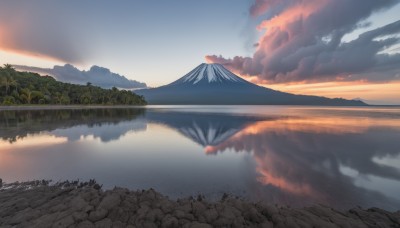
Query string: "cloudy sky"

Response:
xmin=0 ymin=0 xmax=399 ymax=104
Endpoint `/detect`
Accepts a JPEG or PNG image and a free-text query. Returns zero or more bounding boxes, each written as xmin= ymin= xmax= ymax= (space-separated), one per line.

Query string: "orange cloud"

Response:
xmin=257 ymin=1 xmax=325 ymax=46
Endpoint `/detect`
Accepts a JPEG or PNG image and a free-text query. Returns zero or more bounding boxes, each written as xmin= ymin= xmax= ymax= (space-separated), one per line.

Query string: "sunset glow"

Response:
xmin=0 ymin=134 xmax=68 ymax=150
xmin=205 ymin=114 xmax=400 ymax=155
xmin=263 ymin=81 xmax=400 ymax=105
xmin=1 ymin=1 xmax=400 ymax=225
xmin=0 ymin=1 xmax=399 ymax=104
xmin=203 ymin=111 xmax=400 ymax=206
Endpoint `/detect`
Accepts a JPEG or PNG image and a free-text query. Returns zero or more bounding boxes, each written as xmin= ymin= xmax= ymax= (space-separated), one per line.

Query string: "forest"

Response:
xmin=0 ymin=64 xmax=146 ymax=105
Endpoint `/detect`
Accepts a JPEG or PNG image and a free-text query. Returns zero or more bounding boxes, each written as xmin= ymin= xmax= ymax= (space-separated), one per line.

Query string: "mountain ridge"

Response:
xmin=136 ymin=63 xmax=367 ymax=106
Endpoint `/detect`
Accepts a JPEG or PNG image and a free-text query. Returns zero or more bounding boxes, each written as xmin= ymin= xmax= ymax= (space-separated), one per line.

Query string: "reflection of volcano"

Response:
xmin=145 ymin=111 xmax=267 ymax=146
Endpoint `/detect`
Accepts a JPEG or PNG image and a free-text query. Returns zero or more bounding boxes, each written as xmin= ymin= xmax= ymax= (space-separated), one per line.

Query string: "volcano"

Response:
xmin=137 ymin=63 xmax=366 ymax=105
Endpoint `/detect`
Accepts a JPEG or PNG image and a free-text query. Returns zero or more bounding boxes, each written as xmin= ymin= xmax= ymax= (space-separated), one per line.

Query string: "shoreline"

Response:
xmin=0 ymin=180 xmax=399 ymax=227
xmin=0 ymin=105 xmax=147 ymax=111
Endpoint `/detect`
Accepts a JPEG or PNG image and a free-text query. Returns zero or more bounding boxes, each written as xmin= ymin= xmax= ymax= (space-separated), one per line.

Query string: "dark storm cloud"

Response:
xmin=15 ymin=64 xmax=147 ymax=89
xmin=207 ymin=0 xmax=400 ymax=83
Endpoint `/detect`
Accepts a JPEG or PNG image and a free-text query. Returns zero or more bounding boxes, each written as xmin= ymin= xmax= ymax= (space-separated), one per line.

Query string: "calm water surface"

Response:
xmin=1 ymin=106 xmax=400 ymax=211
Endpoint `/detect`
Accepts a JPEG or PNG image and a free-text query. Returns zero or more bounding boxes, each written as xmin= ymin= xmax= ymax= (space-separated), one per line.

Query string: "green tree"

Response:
xmin=1 ymin=67 xmax=147 ymax=106
xmin=31 ymin=91 xmax=44 ymax=104
xmin=2 ymin=96 xmax=15 ymax=105
xmin=20 ymin=88 xmax=33 ymax=104
xmin=1 ymin=76 xmax=18 ymax=95
xmin=3 ymin=64 xmax=14 ymax=72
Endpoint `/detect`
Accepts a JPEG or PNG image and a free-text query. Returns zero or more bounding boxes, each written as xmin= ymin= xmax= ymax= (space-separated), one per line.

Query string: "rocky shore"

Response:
xmin=0 ymin=180 xmax=399 ymax=228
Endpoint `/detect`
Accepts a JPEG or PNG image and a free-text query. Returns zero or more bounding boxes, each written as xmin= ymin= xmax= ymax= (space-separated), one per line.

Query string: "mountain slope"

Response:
xmin=137 ymin=63 xmax=366 ymax=106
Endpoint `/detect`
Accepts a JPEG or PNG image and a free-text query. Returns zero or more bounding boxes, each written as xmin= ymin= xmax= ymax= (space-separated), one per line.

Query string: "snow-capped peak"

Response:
xmin=172 ymin=63 xmax=248 ymax=85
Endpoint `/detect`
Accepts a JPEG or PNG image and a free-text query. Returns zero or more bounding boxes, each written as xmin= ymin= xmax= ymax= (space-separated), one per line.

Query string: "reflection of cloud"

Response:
xmin=51 ymin=119 xmax=146 ymax=143
xmin=207 ymin=116 xmax=400 ymax=210
xmin=230 ymin=117 xmax=400 ymax=136
xmin=0 ymin=134 xmax=67 ymax=150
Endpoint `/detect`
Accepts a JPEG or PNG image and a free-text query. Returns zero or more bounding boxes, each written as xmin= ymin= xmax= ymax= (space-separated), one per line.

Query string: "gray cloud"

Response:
xmin=0 ymin=1 xmax=90 ymax=63
xmin=207 ymin=0 xmax=400 ymax=83
xmin=14 ymin=64 xmax=147 ymax=89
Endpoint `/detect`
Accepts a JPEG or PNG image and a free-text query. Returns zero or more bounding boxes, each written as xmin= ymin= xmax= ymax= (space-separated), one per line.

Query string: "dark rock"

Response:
xmin=160 ymin=199 xmax=174 ymax=213
xmin=192 ymin=202 xmax=207 ymax=218
xmin=146 ymin=208 xmax=164 ymax=222
xmin=136 ymin=205 xmax=150 ymax=221
xmin=93 ymin=184 xmax=102 ymax=190
xmin=77 ymin=220 xmax=95 ymax=228
xmin=98 ymin=193 xmax=121 ymax=210
xmin=161 ymin=215 xmax=179 ymax=228
xmin=179 ymin=218 xmax=191 ymax=226
xmin=220 ymin=205 xmax=241 ymax=220
xmin=73 ymin=211 xmax=89 ymax=223
xmin=221 ymin=193 xmax=229 ymax=201
xmin=243 ymin=206 xmax=264 ymax=223
xmin=231 ymin=216 xmax=246 ymax=228
xmin=260 ymin=220 xmax=274 ymax=228
xmin=7 ymin=207 xmax=40 ymax=225
xmin=173 ymin=209 xmax=186 ymax=219
xmin=30 ymin=212 xmax=60 ymax=227
xmin=112 ymin=221 xmax=127 ymax=228
xmin=88 ymin=208 xmax=108 ymax=222
xmin=95 ymin=218 xmax=112 ymax=228
xmin=1 ymin=180 xmax=399 ymax=228
xmin=176 ymin=203 xmax=192 ymax=214
xmin=53 ymin=215 xmax=75 ymax=228
xmin=203 ymin=208 xmax=218 ymax=223
xmin=188 ymin=222 xmax=212 ymax=228
xmin=213 ymin=217 xmax=232 ymax=227
xmin=70 ymin=195 xmax=90 ymax=210
xmin=142 ymin=221 xmax=158 ymax=228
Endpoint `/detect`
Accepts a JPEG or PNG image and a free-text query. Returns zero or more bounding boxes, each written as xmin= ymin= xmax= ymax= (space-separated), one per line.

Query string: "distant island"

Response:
xmin=137 ymin=63 xmax=367 ymax=106
xmin=0 ymin=64 xmax=146 ymax=106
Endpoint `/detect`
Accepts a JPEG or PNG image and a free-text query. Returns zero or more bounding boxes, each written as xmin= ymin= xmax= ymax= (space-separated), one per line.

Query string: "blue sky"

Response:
xmin=0 ymin=0 xmax=400 ymax=104
xmin=1 ymin=0 xmax=254 ymax=85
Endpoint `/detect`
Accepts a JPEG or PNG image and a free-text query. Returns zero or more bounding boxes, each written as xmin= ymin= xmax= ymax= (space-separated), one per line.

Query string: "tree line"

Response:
xmin=0 ymin=64 xmax=147 ymax=105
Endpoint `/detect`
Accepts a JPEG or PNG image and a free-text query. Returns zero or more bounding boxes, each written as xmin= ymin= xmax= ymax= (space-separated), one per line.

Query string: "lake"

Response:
xmin=1 ymin=106 xmax=400 ymax=211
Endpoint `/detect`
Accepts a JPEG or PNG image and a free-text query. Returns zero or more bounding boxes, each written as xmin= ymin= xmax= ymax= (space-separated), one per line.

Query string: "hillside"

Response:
xmin=0 ymin=64 xmax=146 ymax=105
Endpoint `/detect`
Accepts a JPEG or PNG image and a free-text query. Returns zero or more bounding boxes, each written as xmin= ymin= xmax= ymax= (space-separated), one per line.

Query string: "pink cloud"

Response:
xmin=207 ymin=0 xmax=400 ymax=84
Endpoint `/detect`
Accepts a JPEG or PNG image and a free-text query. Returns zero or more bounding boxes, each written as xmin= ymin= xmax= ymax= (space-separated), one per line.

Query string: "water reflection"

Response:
xmin=146 ymin=111 xmax=268 ymax=146
xmin=1 ymin=107 xmax=400 ymax=210
xmin=207 ymin=118 xmax=400 ymax=210
xmin=0 ymin=109 xmax=145 ymax=143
